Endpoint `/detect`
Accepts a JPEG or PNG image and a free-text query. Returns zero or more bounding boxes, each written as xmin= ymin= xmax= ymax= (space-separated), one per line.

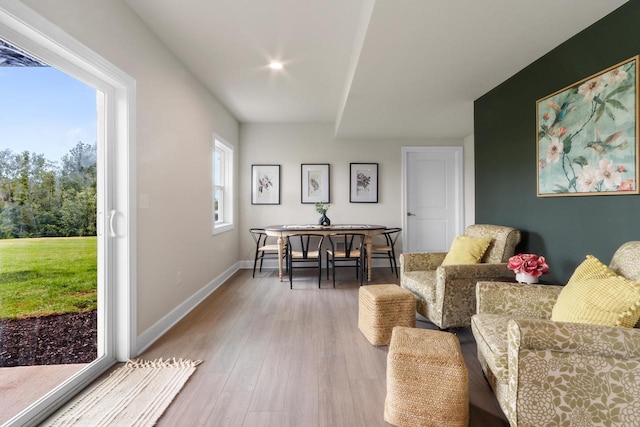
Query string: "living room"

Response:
xmin=1 ymin=0 xmax=639 ymax=425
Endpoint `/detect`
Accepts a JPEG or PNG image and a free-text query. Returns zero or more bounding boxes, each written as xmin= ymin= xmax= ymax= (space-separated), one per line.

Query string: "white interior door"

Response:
xmin=402 ymin=147 xmax=463 ymax=253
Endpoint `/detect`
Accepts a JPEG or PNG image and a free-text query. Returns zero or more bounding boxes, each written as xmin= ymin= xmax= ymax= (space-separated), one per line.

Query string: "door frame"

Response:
xmin=401 ymin=146 xmax=464 ymax=253
xmin=0 ymin=2 xmax=136 ymax=425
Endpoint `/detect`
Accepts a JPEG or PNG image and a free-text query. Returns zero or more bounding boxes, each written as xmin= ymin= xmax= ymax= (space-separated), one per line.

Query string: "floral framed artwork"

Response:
xmin=350 ymin=163 xmax=378 ymax=203
xmin=251 ymin=164 xmax=280 ymax=205
xmin=537 ymin=55 xmax=639 ymax=197
xmin=301 ymin=163 xmax=330 ymax=204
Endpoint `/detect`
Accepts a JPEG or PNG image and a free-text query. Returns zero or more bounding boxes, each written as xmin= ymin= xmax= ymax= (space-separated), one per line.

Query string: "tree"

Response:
xmin=60 ymin=142 xmax=96 ymax=192
xmin=0 ymin=142 xmax=97 ymax=239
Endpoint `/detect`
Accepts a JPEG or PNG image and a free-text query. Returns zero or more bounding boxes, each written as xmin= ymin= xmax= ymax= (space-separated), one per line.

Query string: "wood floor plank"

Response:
xmin=31 ymin=267 xmax=509 ymax=426
xmin=281 ymin=292 xmax=320 ymax=427
xmin=203 ymin=278 xmax=272 ymax=374
xmin=318 ymin=355 xmax=358 ymax=427
xmin=280 ymin=340 xmax=319 ymax=427
xmin=222 ymin=314 xmax=278 ymax=392
xmin=204 ymin=309 xmax=261 ymax=375
xmin=156 ymin=371 xmax=228 ymax=426
xmin=349 ymin=378 xmax=391 ymax=427
xmin=204 ymin=390 xmax=253 ymax=427
xmin=338 ymin=301 xmax=386 ymax=381
xmin=140 ymin=268 xmax=508 ymax=427
xmin=242 ymin=411 xmax=284 ymax=427
xmin=247 ymin=318 xmax=294 ymax=412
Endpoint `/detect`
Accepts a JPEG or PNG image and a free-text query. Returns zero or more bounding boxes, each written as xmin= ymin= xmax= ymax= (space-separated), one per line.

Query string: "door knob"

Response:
xmin=407 ymin=212 xmax=416 ymax=216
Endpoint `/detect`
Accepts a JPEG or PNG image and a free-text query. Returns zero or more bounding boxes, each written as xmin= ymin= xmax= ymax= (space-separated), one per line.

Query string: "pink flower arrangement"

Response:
xmin=507 ymin=253 xmax=549 ymax=278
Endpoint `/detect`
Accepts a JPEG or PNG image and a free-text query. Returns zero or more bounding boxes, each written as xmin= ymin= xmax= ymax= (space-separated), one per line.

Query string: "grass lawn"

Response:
xmin=0 ymin=236 xmax=97 ymax=319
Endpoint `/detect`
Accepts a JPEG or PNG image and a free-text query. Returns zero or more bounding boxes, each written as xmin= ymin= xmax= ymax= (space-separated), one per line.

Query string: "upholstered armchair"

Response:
xmin=471 ymin=241 xmax=640 ymax=427
xmin=400 ymin=224 xmax=521 ymax=329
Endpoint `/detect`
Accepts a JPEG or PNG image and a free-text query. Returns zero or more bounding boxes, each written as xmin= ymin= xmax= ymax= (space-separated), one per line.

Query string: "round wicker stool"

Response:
xmin=384 ymin=326 xmax=469 ymax=427
xmin=358 ymin=284 xmax=416 ymax=346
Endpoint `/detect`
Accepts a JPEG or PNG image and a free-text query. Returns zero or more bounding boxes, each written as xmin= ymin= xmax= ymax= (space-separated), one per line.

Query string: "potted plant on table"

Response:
xmin=315 ymin=202 xmax=331 ymax=226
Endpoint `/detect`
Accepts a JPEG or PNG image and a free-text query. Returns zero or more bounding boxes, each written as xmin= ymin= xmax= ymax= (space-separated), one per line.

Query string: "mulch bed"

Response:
xmin=0 ymin=310 xmax=97 ymax=367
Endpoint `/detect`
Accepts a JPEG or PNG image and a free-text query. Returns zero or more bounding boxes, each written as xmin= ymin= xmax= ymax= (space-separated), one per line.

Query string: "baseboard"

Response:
xmin=135 ymin=261 xmax=241 ymax=355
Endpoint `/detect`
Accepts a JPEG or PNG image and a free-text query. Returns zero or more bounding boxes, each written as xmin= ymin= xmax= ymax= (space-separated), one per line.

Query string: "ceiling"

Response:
xmin=125 ymin=0 xmax=628 ymax=139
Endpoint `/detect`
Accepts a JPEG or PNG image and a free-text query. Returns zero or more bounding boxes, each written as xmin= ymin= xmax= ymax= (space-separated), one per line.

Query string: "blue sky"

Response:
xmin=0 ymin=66 xmax=96 ymax=163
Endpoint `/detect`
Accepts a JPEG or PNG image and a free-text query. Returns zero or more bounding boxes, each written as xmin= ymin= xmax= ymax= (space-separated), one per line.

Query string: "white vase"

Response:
xmin=516 ymin=272 xmax=538 ymax=284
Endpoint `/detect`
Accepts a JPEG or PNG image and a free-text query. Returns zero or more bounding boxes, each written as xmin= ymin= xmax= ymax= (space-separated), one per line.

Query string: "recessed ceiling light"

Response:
xmin=269 ymin=61 xmax=283 ymax=70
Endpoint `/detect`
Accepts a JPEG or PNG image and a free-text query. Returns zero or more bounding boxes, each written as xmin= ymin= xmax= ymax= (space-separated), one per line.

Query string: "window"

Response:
xmin=213 ymin=136 xmax=234 ymax=234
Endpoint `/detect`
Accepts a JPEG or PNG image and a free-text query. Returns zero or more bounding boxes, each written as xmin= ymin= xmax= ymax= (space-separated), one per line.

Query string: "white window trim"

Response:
xmin=212 ymin=135 xmax=234 ymax=235
xmin=0 ymin=2 xmax=136 ymax=425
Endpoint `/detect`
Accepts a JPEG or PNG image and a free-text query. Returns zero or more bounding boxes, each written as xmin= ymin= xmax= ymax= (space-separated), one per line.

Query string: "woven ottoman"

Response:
xmin=358 ymin=284 xmax=416 ymax=346
xmin=384 ymin=326 xmax=469 ymax=427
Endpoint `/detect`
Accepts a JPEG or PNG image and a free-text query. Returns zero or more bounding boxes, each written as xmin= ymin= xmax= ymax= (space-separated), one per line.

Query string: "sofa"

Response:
xmin=471 ymin=241 xmax=640 ymax=427
xmin=400 ymin=224 xmax=520 ymax=329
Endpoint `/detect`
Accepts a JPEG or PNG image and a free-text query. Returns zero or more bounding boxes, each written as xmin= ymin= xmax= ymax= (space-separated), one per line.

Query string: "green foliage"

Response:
xmin=538 ymin=124 xmax=549 ymax=140
xmin=573 ymin=156 xmax=589 ymax=166
xmin=553 ymin=184 xmax=569 ymax=193
xmin=0 ymin=142 xmax=96 ymax=238
xmin=563 ymin=135 xmax=573 ymax=154
xmin=315 ymin=202 xmax=330 ymax=215
xmin=0 ymin=236 xmax=97 ymax=319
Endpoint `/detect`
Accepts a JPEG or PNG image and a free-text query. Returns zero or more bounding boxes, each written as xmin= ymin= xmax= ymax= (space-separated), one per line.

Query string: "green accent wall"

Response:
xmin=475 ymin=1 xmax=640 ymax=283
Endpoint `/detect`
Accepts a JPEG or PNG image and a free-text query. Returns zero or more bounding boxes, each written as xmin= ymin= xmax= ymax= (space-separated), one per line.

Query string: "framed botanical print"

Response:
xmin=350 ymin=163 xmax=378 ymax=203
xmin=301 ymin=163 xmax=330 ymax=203
xmin=251 ymin=164 xmax=280 ymax=204
xmin=537 ymin=55 xmax=639 ymax=197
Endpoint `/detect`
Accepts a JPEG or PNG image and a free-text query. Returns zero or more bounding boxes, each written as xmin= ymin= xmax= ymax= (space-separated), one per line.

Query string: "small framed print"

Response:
xmin=251 ymin=164 xmax=280 ymax=205
xmin=350 ymin=163 xmax=378 ymax=203
xmin=301 ymin=163 xmax=330 ymax=204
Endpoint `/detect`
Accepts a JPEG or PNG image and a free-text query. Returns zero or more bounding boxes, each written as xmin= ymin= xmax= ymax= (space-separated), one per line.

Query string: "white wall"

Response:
xmin=20 ymin=0 xmax=240 ymax=335
xmin=239 ymin=123 xmax=474 ymax=261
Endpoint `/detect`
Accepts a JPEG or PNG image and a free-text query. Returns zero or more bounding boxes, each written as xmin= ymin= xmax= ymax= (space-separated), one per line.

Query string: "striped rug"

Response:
xmin=50 ymin=358 xmax=202 ymax=426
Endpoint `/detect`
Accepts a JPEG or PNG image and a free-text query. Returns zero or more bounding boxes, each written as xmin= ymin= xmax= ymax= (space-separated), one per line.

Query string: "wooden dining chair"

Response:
xmin=326 ymin=233 xmax=365 ymax=287
xmin=249 ymin=228 xmax=286 ymax=277
xmin=287 ymin=234 xmax=325 ymax=289
xmin=367 ymin=227 xmax=401 ymax=277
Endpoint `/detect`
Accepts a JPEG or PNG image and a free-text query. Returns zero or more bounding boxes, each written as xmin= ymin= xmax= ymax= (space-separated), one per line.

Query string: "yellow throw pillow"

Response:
xmin=551 ymin=255 xmax=640 ymax=327
xmin=441 ymin=235 xmax=493 ymax=266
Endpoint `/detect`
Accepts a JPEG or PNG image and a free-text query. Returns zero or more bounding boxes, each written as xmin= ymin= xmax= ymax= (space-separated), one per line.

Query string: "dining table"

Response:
xmin=264 ymin=224 xmax=387 ymax=282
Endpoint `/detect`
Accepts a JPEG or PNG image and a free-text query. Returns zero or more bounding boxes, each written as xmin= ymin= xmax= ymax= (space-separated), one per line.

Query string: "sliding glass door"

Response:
xmin=0 ymin=2 xmax=135 ymax=425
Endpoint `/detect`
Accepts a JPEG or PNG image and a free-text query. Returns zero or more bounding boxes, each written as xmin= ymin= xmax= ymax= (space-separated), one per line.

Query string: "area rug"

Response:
xmin=50 ymin=358 xmax=202 ymax=426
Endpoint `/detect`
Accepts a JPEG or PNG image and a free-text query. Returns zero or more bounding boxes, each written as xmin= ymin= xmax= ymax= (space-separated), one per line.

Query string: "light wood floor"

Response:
xmin=136 ymin=268 xmax=509 ymax=427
